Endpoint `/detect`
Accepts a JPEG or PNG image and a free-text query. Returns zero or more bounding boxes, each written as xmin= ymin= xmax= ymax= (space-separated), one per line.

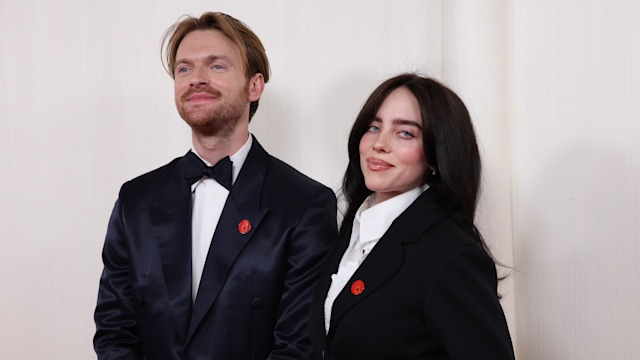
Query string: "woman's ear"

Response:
xmin=425 ymin=166 xmax=439 ymax=184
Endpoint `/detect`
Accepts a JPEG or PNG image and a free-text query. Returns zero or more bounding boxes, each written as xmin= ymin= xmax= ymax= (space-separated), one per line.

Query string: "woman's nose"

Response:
xmin=372 ymin=133 xmax=390 ymax=153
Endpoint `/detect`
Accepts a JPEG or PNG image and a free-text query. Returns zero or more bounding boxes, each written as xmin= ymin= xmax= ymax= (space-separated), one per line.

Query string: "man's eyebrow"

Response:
xmin=174 ymin=55 xmax=230 ymax=68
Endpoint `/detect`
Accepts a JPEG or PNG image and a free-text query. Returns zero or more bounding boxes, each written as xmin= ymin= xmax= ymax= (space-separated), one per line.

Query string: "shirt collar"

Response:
xmin=356 ymin=185 xmax=428 ymax=244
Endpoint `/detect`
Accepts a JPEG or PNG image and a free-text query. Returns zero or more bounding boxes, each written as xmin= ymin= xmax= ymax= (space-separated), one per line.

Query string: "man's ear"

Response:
xmin=247 ymin=73 xmax=265 ymax=101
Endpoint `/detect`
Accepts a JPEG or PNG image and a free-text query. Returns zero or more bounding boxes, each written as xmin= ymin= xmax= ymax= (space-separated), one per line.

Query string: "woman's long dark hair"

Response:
xmin=341 ymin=73 xmax=493 ymax=258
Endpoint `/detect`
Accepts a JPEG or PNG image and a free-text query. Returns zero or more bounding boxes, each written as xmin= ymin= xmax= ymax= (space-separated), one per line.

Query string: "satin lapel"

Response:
xmin=328 ymin=190 xmax=444 ymax=334
xmin=186 ymin=137 xmax=269 ymax=343
xmin=148 ymin=153 xmax=193 ymax=344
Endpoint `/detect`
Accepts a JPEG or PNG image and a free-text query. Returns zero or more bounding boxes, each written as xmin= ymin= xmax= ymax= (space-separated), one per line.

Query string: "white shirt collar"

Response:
xmin=190 ymin=134 xmax=253 ymax=191
xmin=356 ymin=185 xmax=428 ymax=244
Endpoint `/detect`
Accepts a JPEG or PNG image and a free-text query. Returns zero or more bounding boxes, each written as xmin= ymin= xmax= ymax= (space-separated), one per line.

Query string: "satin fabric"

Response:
xmin=94 ymin=136 xmax=338 ymax=360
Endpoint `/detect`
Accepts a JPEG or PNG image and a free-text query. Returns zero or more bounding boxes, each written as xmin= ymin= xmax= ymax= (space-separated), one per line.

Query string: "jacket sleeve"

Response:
xmin=93 ymin=197 xmax=144 ymax=360
xmin=423 ymin=245 xmax=516 ymax=360
xmin=267 ymin=186 xmax=338 ymax=360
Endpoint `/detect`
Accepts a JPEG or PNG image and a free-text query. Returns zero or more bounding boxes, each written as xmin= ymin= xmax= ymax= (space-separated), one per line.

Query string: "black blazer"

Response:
xmin=309 ymin=189 xmax=515 ymax=360
xmin=94 ymin=136 xmax=338 ymax=360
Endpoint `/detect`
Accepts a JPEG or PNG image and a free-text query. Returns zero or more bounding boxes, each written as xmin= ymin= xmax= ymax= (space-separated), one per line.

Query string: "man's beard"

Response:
xmin=176 ymin=85 xmax=248 ymax=138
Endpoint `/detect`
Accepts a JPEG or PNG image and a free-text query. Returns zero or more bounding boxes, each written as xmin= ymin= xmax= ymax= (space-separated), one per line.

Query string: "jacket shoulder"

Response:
xmin=118 ymin=156 xmax=183 ymax=198
xmin=265 ymin=155 xmax=332 ymax=193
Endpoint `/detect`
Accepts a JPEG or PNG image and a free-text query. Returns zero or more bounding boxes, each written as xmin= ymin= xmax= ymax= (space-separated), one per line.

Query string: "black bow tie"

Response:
xmin=184 ymin=151 xmax=233 ymax=190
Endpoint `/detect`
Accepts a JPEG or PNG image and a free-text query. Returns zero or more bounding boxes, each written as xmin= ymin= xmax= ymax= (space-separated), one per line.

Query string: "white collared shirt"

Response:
xmin=191 ymin=134 xmax=253 ymax=302
xmin=324 ymin=185 xmax=427 ymax=333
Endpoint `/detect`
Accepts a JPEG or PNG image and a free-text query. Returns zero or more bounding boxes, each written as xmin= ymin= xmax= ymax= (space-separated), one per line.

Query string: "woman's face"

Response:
xmin=359 ymin=86 xmax=427 ymax=203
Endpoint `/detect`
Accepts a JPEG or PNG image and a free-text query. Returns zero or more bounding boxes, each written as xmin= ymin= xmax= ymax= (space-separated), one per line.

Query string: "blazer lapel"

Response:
xmin=148 ymin=154 xmax=193 ymax=345
xmin=328 ymin=190 xmax=444 ymax=334
xmin=327 ymin=228 xmax=404 ymax=334
xmin=186 ymin=137 xmax=270 ymax=343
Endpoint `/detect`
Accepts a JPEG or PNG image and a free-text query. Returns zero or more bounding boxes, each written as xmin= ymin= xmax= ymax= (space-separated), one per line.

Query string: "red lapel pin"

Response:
xmin=238 ymin=219 xmax=251 ymax=234
xmin=351 ymin=279 xmax=365 ymax=295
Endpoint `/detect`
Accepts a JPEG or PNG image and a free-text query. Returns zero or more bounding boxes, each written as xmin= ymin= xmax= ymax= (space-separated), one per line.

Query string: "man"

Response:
xmin=94 ymin=12 xmax=337 ymax=360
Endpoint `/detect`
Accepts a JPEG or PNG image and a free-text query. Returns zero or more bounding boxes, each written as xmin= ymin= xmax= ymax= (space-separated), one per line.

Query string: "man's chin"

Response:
xmin=185 ymin=118 xmax=236 ymax=138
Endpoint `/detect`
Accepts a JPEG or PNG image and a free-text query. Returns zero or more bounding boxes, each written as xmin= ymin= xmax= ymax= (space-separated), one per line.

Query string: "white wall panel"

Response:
xmin=512 ymin=1 xmax=640 ymax=358
xmin=441 ymin=0 xmax=516 ymax=345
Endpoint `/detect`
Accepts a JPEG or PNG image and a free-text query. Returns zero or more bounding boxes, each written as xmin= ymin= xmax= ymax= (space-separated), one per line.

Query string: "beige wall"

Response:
xmin=1 ymin=0 xmax=638 ymax=359
xmin=511 ymin=0 xmax=640 ymax=358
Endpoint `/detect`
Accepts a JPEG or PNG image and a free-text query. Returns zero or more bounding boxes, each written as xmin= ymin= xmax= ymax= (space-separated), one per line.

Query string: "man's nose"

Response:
xmin=190 ymin=67 xmax=209 ymax=86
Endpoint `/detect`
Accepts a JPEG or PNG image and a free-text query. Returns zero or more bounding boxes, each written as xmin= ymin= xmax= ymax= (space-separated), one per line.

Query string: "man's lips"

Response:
xmin=366 ymin=158 xmax=393 ymax=171
xmin=187 ymin=93 xmax=217 ymax=102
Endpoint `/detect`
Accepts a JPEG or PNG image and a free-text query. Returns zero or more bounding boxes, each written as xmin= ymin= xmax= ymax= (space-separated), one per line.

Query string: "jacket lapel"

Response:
xmin=186 ymin=137 xmax=270 ymax=343
xmin=148 ymin=154 xmax=193 ymax=345
xmin=328 ymin=190 xmax=444 ymax=334
xmin=327 ymin=228 xmax=403 ymax=334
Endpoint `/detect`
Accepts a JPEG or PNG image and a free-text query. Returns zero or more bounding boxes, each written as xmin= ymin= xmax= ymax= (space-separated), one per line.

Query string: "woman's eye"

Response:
xmin=368 ymin=125 xmax=380 ymax=132
xmin=398 ymin=130 xmax=414 ymax=138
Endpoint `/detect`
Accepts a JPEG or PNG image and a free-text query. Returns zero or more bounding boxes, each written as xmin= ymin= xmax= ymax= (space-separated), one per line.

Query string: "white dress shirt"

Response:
xmin=190 ymin=135 xmax=252 ymax=302
xmin=324 ymin=185 xmax=428 ymax=333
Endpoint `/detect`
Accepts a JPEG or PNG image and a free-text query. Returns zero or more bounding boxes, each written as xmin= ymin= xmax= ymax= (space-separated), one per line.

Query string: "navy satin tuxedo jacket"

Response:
xmin=94 ymin=137 xmax=338 ymax=360
xmin=309 ymin=190 xmax=515 ymax=360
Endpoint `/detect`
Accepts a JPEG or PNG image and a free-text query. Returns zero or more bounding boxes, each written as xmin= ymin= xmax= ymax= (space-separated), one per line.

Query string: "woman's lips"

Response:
xmin=366 ymin=158 xmax=393 ymax=171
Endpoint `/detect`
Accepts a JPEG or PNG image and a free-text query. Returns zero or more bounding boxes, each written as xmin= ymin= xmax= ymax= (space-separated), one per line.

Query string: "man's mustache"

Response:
xmin=181 ymin=87 xmax=223 ymax=101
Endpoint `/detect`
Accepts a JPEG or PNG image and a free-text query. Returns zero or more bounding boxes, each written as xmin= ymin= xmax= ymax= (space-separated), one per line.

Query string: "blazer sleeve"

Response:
xmin=93 ymin=197 xmax=144 ymax=360
xmin=423 ymin=245 xmax=515 ymax=360
xmin=268 ymin=186 xmax=338 ymax=360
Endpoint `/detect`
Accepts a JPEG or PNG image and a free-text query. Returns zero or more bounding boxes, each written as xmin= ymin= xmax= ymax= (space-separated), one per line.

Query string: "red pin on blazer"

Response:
xmin=238 ymin=219 xmax=251 ymax=234
xmin=351 ymin=279 xmax=365 ymax=295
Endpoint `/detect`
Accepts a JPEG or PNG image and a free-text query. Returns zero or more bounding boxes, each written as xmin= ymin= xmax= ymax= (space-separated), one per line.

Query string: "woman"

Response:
xmin=309 ymin=74 xmax=515 ymax=359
